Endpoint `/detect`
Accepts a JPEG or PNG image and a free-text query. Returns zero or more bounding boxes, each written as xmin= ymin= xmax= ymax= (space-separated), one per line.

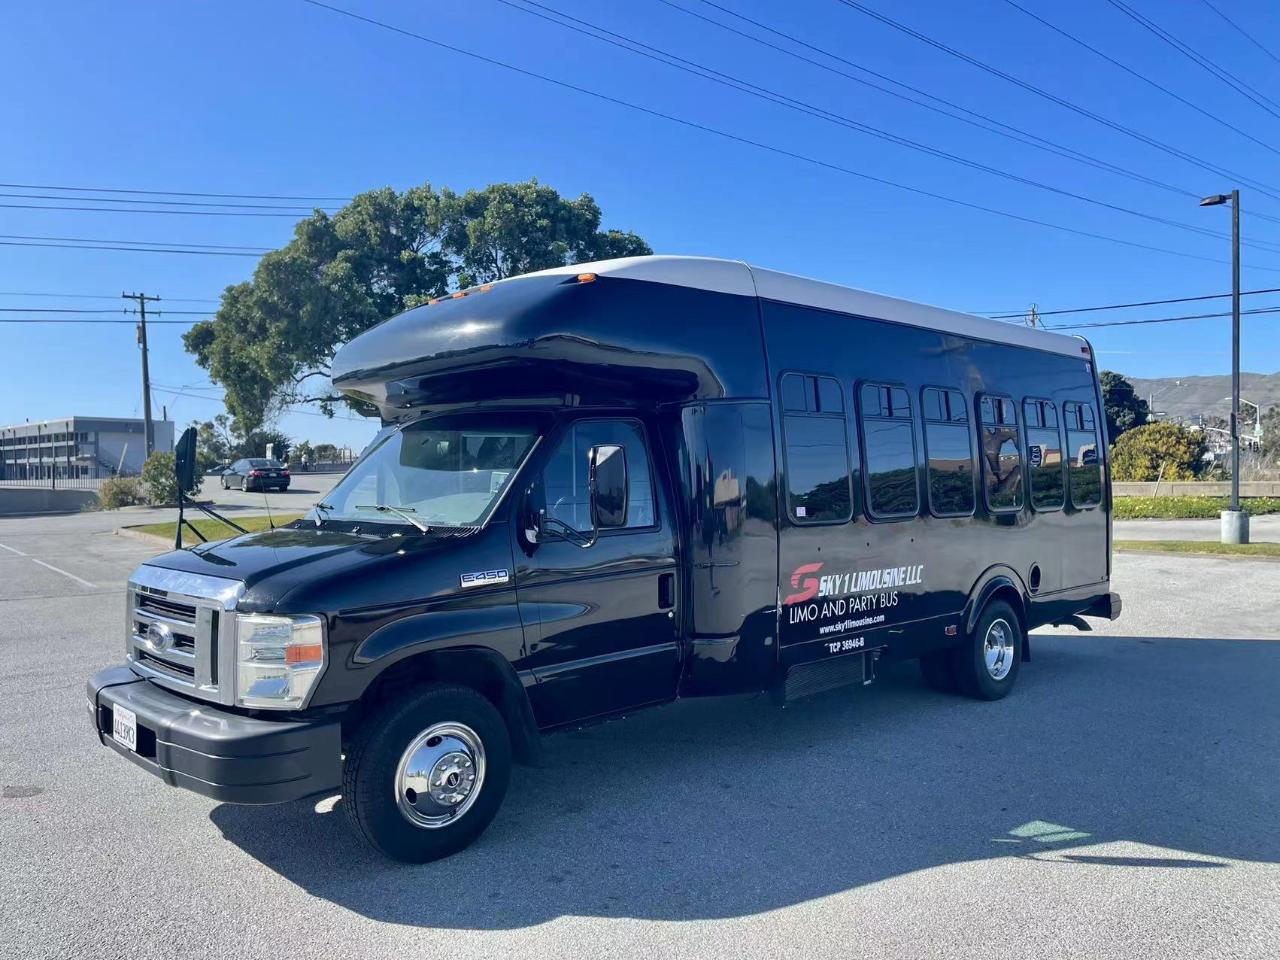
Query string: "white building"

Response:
xmin=0 ymin=416 xmax=174 ymax=480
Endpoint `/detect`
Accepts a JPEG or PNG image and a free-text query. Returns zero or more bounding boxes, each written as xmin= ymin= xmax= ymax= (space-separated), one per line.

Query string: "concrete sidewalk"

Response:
xmin=1115 ymin=514 xmax=1280 ymax=542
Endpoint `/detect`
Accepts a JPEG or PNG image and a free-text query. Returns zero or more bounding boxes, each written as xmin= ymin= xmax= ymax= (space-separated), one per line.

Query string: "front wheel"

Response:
xmin=220 ymin=476 xmax=228 ymax=490
xmin=953 ymin=599 xmax=1023 ymax=700
xmin=342 ymin=684 xmax=512 ymax=862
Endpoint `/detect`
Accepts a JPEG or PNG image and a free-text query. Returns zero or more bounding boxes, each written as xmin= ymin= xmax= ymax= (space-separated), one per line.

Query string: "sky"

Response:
xmin=3 ymin=0 xmax=1280 ymax=449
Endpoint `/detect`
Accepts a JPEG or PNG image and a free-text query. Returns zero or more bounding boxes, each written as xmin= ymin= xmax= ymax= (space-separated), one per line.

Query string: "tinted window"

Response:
xmin=541 ymin=420 xmax=655 ymax=531
xmin=979 ymin=394 xmax=1023 ymax=512
xmin=1064 ymin=401 xmax=1102 ymax=508
xmin=780 ymin=373 xmax=853 ymax=523
xmin=859 ymin=383 xmax=919 ymax=519
xmin=922 ymin=387 xmax=974 ymax=516
xmin=1023 ymin=399 xmax=1064 ymax=510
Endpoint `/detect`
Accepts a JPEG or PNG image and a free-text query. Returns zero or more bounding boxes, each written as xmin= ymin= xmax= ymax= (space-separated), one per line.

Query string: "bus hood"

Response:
xmin=139 ymin=522 xmax=514 ymax=615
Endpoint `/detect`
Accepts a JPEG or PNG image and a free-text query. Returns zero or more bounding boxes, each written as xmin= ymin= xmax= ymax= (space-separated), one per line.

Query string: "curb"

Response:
xmin=115 ymin=526 xmax=172 ymax=546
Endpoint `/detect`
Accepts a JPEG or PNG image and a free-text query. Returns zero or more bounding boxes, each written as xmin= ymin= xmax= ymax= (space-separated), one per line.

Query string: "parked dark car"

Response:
xmin=220 ymin=458 xmax=290 ymax=491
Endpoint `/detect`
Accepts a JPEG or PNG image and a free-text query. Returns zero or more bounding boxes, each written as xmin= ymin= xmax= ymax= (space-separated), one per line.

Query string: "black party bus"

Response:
xmin=87 ymin=255 xmax=1121 ymax=861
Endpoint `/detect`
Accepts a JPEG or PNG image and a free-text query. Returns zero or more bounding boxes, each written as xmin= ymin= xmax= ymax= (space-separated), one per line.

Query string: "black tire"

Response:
xmin=343 ymin=683 xmax=512 ymax=863
xmin=220 ymin=476 xmax=228 ymax=490
xmin=953 ymin=599 xmax=1023 ymax=700
xmin=919 ymin=649 xmax=959 ymax=693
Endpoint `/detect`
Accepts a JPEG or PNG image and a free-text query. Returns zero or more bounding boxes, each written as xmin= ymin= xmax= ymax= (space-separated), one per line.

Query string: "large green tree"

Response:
xmin=184 ymin=179 xmax=650 ymax=433
xmin=1099 ymin=370 xmax=1149 ymax=442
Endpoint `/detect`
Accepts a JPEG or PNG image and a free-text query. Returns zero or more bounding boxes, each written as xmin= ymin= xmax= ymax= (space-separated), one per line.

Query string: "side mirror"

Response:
xmin=589 ymin=443 xmax=628 ymax=529
xmin=174 ymin=426 xmax=198 ymax=496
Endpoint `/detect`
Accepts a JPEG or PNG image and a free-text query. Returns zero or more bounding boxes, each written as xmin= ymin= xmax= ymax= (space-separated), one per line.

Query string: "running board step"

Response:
xmin=776 ymin=649 xmax=881 ymax=704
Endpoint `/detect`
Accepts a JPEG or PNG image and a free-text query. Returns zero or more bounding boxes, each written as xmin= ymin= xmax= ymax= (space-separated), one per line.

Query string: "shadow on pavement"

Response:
xmin=211 ymin=633 xmax=1279 ymax=929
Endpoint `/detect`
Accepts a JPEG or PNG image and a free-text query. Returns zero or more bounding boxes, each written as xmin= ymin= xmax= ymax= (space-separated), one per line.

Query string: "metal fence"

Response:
xmin=0 ymin=474 xmax=133 ymax=491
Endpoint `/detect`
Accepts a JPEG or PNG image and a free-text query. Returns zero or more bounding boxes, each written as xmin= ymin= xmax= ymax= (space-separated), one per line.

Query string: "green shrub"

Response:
xmin=1110 ymin=422 xmax=1207 ymax=482
xmin=98 ymin=476 xmax=145 ymax=510
xmin=141 ymin=452 xmax=196 ymax=505
xmin=1113 ymin=496 xmax=1280 ymax=519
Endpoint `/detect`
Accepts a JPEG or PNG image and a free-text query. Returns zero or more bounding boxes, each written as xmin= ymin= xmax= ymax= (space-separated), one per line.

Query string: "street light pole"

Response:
xmin=1200 ymin=189 xmax=1248 ymax=544
xmin=1231 ymin=189 xmax=1241 ymax=513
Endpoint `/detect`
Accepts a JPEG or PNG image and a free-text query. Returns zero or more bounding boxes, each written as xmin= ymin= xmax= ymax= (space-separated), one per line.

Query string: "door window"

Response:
xmin=540 ymin=420 xmax=655 ymax=531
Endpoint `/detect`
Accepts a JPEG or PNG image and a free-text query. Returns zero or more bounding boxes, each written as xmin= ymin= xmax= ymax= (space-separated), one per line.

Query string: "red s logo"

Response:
xmin=784 ymin=562 xmax=824 ymax=605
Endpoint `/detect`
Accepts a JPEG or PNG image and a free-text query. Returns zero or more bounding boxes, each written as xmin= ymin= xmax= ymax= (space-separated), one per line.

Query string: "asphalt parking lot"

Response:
xmin=1 ymin=511 xmax=1278 ymax=960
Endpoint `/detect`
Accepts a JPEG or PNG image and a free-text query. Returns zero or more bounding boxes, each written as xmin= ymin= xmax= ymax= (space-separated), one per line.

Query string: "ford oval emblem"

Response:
xmin=145 ymin=622 xmax=174 ymax=653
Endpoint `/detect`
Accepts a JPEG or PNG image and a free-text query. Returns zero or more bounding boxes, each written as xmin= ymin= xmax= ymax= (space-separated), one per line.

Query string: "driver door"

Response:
xmin=514 ymin=416 xmax=680 ymax=728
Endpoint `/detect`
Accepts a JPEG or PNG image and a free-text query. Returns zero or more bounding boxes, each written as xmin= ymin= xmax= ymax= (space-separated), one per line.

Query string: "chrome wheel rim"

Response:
xmin=984 ymin=618 xmax=1015 ymax=681
xmin=395 ymin=722 xmax=486 ymax=829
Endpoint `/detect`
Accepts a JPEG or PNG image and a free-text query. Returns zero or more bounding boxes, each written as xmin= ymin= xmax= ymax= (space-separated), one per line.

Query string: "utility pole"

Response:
xmin=122 ymin=292 xmax=160 ymax=458
xmin=1024 ymin=303 xmax=1040 ymax=328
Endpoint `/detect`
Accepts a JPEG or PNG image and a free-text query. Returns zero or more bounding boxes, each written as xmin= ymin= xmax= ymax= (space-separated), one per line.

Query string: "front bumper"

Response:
xmin=87 ymin=665 xmax=342 ymax=804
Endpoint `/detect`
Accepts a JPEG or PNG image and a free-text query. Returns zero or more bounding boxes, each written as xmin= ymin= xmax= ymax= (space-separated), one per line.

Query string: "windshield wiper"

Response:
xmin=355 ymin=503 xmax=431 ymax=534
xmin=313 ymin=501 xmax=334 ymax=527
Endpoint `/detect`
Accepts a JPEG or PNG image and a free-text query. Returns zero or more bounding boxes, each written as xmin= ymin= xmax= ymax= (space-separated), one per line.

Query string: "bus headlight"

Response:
xmin=235 ymin=613 xmax=325 ymax=709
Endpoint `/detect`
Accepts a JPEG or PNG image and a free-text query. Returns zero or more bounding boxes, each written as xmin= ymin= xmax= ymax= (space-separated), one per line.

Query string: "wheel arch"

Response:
xmin=964 ymin=565 xmax=1031 ymax=660
xmin=349 ymin=645 xmax=542 ymax=767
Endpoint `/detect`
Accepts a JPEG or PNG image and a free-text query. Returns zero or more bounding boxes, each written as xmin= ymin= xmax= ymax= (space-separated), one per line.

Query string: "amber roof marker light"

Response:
xmin=577 ymin=273 xmax=597 ymax=283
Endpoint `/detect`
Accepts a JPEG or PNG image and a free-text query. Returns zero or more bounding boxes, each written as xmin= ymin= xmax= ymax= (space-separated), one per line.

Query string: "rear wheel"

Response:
xmin=343 ymin=683 xmax=512 ymax=863
xmin=953 ymin=599 xmax=1023 ymax=700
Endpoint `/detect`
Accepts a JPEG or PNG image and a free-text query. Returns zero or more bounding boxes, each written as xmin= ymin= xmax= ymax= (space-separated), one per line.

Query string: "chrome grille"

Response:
xmin=126 ymin=565 xmax=244 ymax=706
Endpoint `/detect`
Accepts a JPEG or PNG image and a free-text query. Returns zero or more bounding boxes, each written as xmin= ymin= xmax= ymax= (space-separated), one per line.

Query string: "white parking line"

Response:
xmin=30 ymin=558 xmax=96 ymax=589
xmin=0 ymin=542 xmax=28 ymax=556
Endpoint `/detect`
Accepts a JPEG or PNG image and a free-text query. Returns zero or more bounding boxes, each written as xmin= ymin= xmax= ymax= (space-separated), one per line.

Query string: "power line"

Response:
xmin=0 ymin=290 xmax=219 ymax=303
xmin=832 ymin=0 xmax=1280 ymax=202
xmin=661 ymin=0 xmax=1221 ymax=207
xmin=0 ymin=203 xmax=317 ymax=218
xmin=0 ymin=323 xmax=195 ymax=327
xmin=1044 ymin=305 xmax=1280 ymax=330
xmin=0 ymin=232 xmax=270 ymax=251
xmin=300 ymin=0 xmax=1280 ymax=272
xmin=1104 ymin=0 xmax=1280 ymax=119
xmin=1200 ymin=0 xmax=1280 ymax=68
xmin=2 ymin=305 xmax=209 ymax=315
xmin=0 ymin=240 xmax=263 ymax=257
xmin=497 ymin=0 xmax=1280 ymax=254
xmin=983 ymin=286 xmax=1280 ymax=318
xmin=0 ymin=181 xmax=353 ymax=202
xmin=0 ymin=307 xmax=135 ymax=314
xmin=0 ymin=191 xmax=339 ymax=213
xmin=997 ymin=0 xmax=1280 ymax=156
xmin=150 ymin=384 xmax=370 ymax=422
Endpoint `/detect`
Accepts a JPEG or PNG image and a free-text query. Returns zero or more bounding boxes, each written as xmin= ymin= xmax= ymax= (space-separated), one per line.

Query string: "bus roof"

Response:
xmin=520 ymin=256 xmax=1088 ymax=360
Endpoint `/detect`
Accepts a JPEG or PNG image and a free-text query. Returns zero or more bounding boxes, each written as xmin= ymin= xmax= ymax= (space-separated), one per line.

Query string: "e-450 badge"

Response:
xmin=460 ymin=569 xmax=510 ymax=588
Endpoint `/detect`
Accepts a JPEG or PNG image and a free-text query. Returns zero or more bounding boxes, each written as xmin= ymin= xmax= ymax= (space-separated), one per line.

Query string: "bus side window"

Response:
xmin=978 ymin=394 xmax=1024 ymax=513
xmin=779 ymin=372 xmax=853 ymax=524
xmin=921 ymin=386 xmax=975 ymax=517
xmin=1023 ymin=398 xmax=1065 ymax=511
xmin=1064 ymin=401 xmax=1102 ymax=508
xmin=858 ymin=382 xmax=920 ymax=520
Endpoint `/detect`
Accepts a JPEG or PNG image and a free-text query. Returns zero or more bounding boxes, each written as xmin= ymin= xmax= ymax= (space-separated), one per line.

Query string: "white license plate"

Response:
xmin=112 ymin=705 xmax=137 ymax=752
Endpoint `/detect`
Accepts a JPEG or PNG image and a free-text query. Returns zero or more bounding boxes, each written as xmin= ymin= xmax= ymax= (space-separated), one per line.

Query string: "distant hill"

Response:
xmin=1121 ymin=372 xmax=1280 ymax=422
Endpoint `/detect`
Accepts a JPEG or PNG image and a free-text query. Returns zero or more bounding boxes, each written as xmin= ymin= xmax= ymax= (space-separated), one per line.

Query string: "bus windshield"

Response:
xmin=313 ymin=419 xmax=538 ymax=529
